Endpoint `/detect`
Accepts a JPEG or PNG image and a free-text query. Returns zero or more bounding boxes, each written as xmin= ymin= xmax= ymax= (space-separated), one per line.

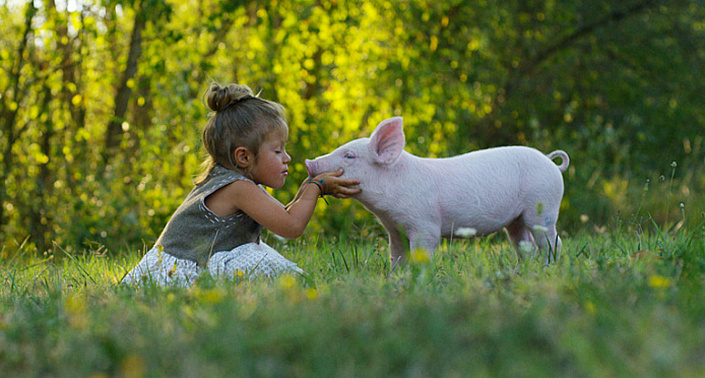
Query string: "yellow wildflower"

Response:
xmin=65 ymin=293 xmax=88 ymax=329
xmin=156 ymin=245 xmax=164 ymax=265
xmin=410 ymin=248 xmax=430 ymax=264
xmin=119 ymin=354 xmax=146 ymax=378
xmin=199 ymin=288 xmax=225 ymax=304
xmin=277 ymin=274 xmax=297 ymax=291
xmin=306 ymin=288 xmax=319 ymax=301
xmin=648 ymin=275 xmax=671 ymax=289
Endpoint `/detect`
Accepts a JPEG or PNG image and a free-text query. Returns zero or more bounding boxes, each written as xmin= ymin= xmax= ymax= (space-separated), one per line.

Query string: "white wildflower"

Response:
xmin=455 ymin=227 xmax=477 ymax=238
xmin=519 ymin=241 xmax=535 ymax=255
xmin=532 ymin=225 xmax=548 ymax=233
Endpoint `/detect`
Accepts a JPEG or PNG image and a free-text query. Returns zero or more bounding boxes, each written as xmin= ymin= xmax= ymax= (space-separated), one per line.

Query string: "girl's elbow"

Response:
xmin=279 ymin=226 xmax=306 ymax=239
xmin=272 ymin=216 xmax=309 ymax=239
xmin=279 ymin=232 xmax=300 ymax=240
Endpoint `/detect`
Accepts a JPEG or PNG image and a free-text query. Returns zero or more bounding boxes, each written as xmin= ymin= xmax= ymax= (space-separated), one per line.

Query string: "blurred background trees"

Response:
xmin=1 ymin=0 xmax=703 ymax=254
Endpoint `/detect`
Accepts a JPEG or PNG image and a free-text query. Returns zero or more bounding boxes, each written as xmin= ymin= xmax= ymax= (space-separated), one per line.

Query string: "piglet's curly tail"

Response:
xmin=547 ymin=150 xmax=570 ymax=172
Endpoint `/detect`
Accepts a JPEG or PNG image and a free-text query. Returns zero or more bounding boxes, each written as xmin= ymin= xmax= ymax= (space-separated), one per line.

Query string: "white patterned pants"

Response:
xmin=121 ymin=242 xmax=303 ymax=287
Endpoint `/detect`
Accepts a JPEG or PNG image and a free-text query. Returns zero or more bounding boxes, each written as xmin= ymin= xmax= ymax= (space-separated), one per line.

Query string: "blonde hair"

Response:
xmin=196 ymin=82 xmax=288 ymax=184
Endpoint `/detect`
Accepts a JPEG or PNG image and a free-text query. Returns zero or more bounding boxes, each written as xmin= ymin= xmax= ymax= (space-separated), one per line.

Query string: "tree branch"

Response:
xmin=482 ymin=0 xmax=661 ymax=145
xmin=522 ymin=0 xmax=658 ymax=76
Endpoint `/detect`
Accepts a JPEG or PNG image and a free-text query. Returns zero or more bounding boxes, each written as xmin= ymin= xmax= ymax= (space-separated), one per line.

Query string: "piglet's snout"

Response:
xmin=306 ymin=156 xmax=345 ymax=177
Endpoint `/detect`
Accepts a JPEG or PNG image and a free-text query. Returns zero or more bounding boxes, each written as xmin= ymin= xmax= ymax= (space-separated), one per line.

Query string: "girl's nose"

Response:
xmin=283 ymin=151 xmax=291 ymax=164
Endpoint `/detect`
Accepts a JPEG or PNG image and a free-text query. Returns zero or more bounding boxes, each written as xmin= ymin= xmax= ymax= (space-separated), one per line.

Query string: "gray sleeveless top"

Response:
xmin=154 ymin=165 xmax=262 ymax=266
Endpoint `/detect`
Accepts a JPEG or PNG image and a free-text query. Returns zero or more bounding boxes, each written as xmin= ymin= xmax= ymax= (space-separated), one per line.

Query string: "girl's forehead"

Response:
xmin=265 ymin=128 xmax=288 ymax=143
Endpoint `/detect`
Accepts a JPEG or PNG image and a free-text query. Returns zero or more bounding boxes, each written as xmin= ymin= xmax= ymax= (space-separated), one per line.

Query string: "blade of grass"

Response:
xmin=7 ymin=236 xmax=31 ymax=268
xmin=338 ymin=249 xmax=350 ymax=273
xmin=52 ymin=241 xmax=96 ymax=285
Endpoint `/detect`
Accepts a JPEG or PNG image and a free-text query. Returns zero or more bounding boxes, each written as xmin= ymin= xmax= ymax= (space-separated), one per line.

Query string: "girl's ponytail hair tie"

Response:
xmin=205 ymin=82 xmax=256 ymax=112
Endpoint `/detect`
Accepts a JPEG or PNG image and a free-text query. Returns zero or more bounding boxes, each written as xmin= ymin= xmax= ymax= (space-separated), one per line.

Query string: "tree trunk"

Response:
xmin=29 ymin=82 xmax=55 ymax=253
xmin=102 ymin=1 xmax=147 ymax=167
xmin=0 ymin=2 xmax=37 ymax=234
xmin=65 ymin=4 xmax=89 ymax=191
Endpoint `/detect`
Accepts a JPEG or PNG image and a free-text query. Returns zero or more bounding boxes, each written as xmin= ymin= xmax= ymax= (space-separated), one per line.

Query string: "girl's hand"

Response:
xmin=312 ymin=169 xmax=361 ymax=198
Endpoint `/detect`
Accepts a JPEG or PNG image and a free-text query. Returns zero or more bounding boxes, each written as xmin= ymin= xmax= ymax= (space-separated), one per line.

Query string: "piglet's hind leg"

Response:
xmin=505 ymin=216 xmax=538 ymax=261
xmin=528 ymin=219 xmax=561 ymax=264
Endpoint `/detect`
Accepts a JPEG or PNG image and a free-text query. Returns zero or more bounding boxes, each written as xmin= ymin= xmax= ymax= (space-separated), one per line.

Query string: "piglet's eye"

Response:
xmin=343 ymin=152 xmax=356 ymax=159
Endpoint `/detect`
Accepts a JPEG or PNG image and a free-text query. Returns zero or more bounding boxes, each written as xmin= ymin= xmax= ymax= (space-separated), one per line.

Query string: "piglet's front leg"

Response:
xmin=387 ymin=220 xmax=441 ymax=266
xmin=382 ymin=222 xmax=407 ymax=268
xmin=407 ymin=223 xmax=441 ymax=258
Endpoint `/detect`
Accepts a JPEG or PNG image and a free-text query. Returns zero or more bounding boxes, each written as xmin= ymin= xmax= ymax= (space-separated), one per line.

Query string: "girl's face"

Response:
xmin=250 ymin=131 xmax=291 ymax=189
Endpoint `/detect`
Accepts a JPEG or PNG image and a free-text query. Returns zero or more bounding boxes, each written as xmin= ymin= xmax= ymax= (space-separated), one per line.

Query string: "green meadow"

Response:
xmin=2 ymin=222 xmax=704 ymax=376
xmin=3 ymin=0 xmax=705 ymax=376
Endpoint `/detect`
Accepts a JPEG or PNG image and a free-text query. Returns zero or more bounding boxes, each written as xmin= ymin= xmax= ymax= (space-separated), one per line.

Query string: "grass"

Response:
xmin=1 ymin=223 xmax=705 ymax=377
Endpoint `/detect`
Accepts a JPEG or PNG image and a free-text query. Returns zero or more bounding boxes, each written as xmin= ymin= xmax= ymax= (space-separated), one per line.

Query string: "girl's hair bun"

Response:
xmin=206 ymin=82 xmax=254 ymax=112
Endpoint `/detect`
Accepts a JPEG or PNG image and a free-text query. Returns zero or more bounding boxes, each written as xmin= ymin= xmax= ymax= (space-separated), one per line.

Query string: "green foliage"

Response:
xmin=0 ymin=0 xmax=704 ymax=253
xmin=1 ymin=227 xmax=705 ymax=375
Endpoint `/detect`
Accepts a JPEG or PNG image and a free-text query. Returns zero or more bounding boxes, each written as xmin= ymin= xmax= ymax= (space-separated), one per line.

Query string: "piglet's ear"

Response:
xmin=369 ymin=117 xmax=405 ymax=165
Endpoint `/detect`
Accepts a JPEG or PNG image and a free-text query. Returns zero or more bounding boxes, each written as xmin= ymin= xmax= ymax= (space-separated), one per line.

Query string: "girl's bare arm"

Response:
xmin=209 ymin=170 xmax=359 ymax=239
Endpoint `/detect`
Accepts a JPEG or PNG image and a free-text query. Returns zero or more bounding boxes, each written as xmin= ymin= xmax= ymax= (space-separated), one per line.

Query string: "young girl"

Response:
xmin=122 ymin=83 xmax=360 ymax=287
